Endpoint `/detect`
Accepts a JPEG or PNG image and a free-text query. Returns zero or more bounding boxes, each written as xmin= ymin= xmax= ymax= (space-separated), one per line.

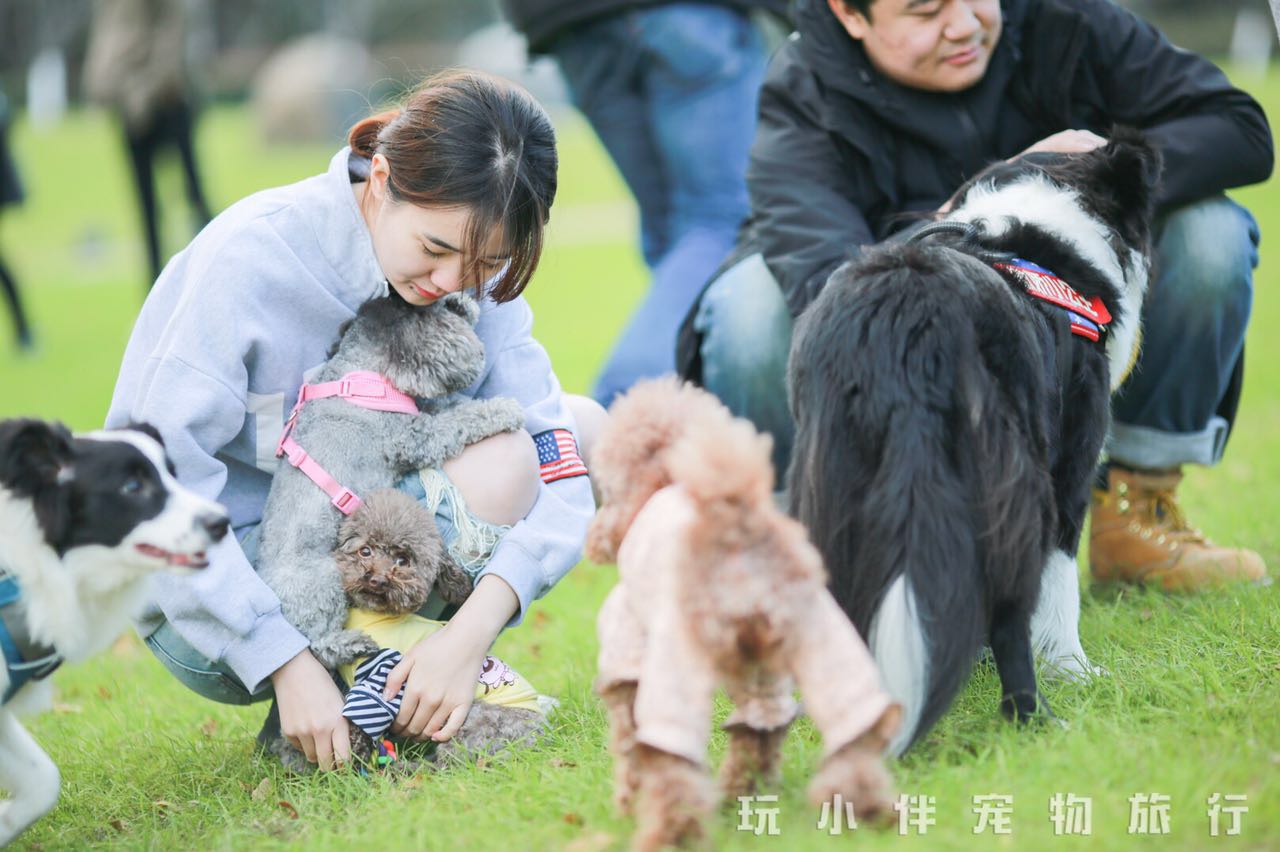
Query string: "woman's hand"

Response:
xmin=382 ymin=574 xmax=519 ymax=742
xmin=270 ymin=649 xmax=351 ymax=770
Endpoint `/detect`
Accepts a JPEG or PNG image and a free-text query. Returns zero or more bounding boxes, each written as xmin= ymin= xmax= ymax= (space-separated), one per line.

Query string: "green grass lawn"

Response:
xmin=1 ymin=67 xmax=1278 ymax=850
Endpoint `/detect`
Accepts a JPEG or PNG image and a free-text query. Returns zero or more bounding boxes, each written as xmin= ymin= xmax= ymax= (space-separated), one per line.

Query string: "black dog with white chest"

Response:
xmin=788 ymin=131 xmax=1161 ymax=754
xmin=0 ymin=418 xmax=229 ymax=844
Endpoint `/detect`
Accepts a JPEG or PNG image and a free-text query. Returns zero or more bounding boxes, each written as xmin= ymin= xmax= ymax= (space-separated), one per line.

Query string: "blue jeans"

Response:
xmin=549 ymin=3 xmax=766 ymax=404
xmin=695 ymin=196 xmax=1260 ymax=478
xmin=1108 ymin=197 xmax=1259 ymax=467
xmin=143 ymin=470 xmax=508 ymax=704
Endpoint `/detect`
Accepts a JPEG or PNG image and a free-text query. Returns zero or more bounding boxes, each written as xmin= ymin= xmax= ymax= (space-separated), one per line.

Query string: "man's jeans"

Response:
xmin=694 ymin=196 xmax=1260 ymax=479
xmin=549 ymin=3 xmax=767 ymax=404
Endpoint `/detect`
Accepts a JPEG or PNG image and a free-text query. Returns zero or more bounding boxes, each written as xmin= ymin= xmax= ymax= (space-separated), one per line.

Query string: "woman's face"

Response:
xmin=359 ymin=155 xmax=510 ymax=305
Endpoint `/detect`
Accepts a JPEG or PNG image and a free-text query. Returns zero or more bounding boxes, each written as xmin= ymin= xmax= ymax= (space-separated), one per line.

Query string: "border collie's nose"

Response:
xmin=203 ymin=514 xmax=230 ymax=542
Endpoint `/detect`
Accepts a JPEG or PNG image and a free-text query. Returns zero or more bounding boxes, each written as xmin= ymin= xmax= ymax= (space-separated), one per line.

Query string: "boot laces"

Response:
xmin=1149 ymin=488 xmax=1207 ymax=545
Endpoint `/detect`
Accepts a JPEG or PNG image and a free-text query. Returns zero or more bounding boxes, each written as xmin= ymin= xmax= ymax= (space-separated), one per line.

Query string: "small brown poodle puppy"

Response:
xmin=588 ymin=378 xmax=900 ymax=850
xmin=332 ymin=487 xmax=473 ymax=617
xmin=266 ymin=489 xmax=548 ymax=773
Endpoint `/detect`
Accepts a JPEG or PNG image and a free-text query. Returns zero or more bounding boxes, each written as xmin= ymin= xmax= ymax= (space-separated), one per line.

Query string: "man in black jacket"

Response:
xmin=677 ymin=0 xmax=1273 ymax=590
xmin=502 ymin=0 xmax=787 ymax=404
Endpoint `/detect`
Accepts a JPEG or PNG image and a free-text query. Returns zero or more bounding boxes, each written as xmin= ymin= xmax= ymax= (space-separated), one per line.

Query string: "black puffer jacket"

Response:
xmin=501 ymin=0 xmax=791 ymax=54
xmin=676 ymin=0 xmax=1273 ymax=381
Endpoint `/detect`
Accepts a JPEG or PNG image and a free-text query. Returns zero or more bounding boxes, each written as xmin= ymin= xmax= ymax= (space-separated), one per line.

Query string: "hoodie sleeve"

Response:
xmin=470 ymin=296 xmax=594 ymax=626
xmin=748 ymin=49 xmax=878 ymax=318
xmin=102 ymin=210 xmax=351 ymax=696
xmin=107 ymin=355 xmax=310 ymax=695
xmin=1075 ymin=0 xmax=1273 ymax=207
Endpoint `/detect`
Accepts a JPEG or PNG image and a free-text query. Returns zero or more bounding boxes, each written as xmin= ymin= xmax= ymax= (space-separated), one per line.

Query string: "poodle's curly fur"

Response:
xmin=333 ymin=487 xmax=470 ymax=617
xmin=589 ymin=378 xmax=900 ymax=850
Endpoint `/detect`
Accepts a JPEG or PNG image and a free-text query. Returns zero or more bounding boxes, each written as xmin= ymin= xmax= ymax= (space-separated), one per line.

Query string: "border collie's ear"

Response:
xmin=0 ymin=418 xmax=73 ymax=492
xmin=126 ymin=421 xmax=166 ymax=449
xmin=1093 ymin=127 xmax=1163 ymax=217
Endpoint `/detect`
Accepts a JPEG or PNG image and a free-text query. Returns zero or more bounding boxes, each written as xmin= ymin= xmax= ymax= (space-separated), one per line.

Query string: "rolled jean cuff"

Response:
xmin=1107 ymin=416 xmax=1230 ymax=469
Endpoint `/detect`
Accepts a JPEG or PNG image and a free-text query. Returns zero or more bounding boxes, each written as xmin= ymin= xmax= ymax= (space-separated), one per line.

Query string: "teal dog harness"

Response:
xmin=0 ymin=572 xmax=62 ymax=704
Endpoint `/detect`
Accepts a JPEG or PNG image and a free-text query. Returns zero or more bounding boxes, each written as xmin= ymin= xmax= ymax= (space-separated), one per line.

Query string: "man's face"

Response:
xmin=828 ymin=0 xmax=1003 ymax=93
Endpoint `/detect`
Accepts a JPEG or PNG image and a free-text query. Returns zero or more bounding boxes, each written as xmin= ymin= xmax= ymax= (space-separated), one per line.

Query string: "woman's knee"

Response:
xmin=565 ymin=393 xmax=608 ymax=470
xmin=442 ymin=430 xmax=540 ymax=527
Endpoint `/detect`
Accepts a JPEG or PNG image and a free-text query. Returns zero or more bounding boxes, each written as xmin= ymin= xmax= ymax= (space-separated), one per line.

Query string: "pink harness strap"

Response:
xmin=275 ymin=371 xmax=419 ymax=516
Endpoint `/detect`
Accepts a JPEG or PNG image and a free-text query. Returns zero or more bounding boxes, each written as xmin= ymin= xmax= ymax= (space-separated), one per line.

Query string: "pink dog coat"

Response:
xmin=596 ymin=486 xmax=894 ymax=766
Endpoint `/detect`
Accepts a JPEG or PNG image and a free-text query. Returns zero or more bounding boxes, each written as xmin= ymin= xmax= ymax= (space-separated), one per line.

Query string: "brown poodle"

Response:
xmin=588 ymin=378 xmax=900 ymax=850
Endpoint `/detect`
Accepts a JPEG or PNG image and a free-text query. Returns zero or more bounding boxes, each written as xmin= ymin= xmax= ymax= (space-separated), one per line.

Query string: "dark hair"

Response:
xmin=348 ymin=69 xmax=557 ymax=303
xmin=838 ymin=0 xmax=875 ymax=19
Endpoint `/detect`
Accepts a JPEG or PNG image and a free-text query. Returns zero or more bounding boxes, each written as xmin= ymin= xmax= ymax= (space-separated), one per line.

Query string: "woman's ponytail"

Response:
xmin=347 ymin=109 xmax=401 ymax=158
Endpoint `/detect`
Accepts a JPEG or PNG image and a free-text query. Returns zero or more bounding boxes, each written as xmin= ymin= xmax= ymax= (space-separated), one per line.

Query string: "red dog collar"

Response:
xmin=994 ymin=259 xmax=1110 ymax=342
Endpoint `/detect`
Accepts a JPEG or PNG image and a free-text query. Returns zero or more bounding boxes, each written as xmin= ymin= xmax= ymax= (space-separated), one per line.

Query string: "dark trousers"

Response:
xmin=0 ymin=248 xmax=31 ymax=348
xmin=124 ymin=99 xmax=213 ymax=285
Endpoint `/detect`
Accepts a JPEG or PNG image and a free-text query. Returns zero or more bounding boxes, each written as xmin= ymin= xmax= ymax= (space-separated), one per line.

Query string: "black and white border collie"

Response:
xmin=0 ymin=419 xmax=228 ymax=844
xmin=788 ymin=131 xmax=1161 ymax=754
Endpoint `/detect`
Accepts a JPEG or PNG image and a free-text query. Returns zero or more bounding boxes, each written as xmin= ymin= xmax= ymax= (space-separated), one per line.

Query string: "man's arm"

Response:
xmin=1080 ymin=0 xmax=1273 ymax=207
xmin=747 ymin=55 xmax=878 ymax=318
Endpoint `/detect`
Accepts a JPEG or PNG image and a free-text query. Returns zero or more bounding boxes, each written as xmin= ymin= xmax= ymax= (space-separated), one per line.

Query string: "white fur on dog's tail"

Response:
xmin=869 ymin=576 xmax=929 ymax=756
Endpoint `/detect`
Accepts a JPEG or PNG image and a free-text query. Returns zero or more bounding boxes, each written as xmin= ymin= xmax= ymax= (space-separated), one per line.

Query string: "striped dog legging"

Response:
xmin=343 ymin=648 xmax=405 ymax=738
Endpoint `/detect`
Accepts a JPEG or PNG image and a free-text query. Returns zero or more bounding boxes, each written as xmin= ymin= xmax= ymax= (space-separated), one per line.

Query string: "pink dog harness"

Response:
xmin=275 ymin=371 xmax=419 ymax=516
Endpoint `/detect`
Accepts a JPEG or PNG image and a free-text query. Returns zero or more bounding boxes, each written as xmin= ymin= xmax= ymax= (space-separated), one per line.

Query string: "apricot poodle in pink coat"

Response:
xmin=587 ymin=378 xmax=900 ymax=851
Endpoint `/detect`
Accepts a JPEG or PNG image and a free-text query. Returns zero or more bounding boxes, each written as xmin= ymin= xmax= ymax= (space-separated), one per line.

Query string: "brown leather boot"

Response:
xmin=1089 ymin=466 xmax=1267 ymax=591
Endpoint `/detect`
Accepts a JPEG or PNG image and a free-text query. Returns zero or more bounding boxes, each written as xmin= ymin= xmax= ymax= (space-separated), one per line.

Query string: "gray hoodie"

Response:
xmin=107 ymin=148 xmax=593 ymax=694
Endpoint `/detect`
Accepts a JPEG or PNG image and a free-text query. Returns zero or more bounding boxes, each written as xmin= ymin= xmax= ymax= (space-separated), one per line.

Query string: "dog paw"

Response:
xmin=477 ymin=397 xmax=525 ymax=433
xmin=808 ymin=743 xmax=897 ymax=829
xmin=310 ymin=630 xmax=379 ymax=670
xmin=1000 ymin=689 xmax=1057 ymax=725
xmin=612 ymin=783 xmax=636 ymax=817
xmin=349 ymin=727 xmax=376 ymax=765
xmin=261 ymin=735 xmax=315 ymax=776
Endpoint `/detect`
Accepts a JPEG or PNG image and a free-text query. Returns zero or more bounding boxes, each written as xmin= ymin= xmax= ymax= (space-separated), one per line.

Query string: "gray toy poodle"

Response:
xmin=256 ymin=291 xmax=523 ymax=671
xmin=255 ymin=292 xmax=533 ymax=770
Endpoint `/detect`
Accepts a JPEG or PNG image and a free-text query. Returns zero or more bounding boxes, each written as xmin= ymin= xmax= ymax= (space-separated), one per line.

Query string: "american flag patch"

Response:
xmin=534 ymin=429 xmax=588 ymax=484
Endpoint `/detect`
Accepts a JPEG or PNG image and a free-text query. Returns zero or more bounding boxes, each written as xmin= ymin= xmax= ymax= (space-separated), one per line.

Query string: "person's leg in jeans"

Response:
xmin=1091 ymin=196 xmax=1267 ymax=589
xmin=552 ymin=15 xmax=671 ymax=271
xmin=553 ymin=5 xmax=766 ymax=404
xmin=694 ymin=253 xmax=794 ymax=479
